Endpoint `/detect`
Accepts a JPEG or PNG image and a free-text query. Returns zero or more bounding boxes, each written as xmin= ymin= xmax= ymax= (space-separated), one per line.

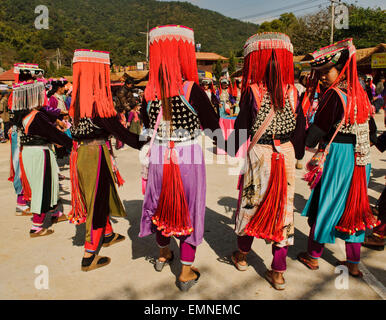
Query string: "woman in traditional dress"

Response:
xmin=232 ymin=77 xmax=242 ymax=115
xmin=68 ymin=49 xmax=147 ymax=272
xmin=139 ymin=25 xmax=224 ymax=291
xmin=200 ymin=77 xmax=220 ymax=115
xmin=228 ymin=32 xmax=302 ymax=290
xmin=8 ymin=64 xmax=46 ymax=217
xmin=297 ymin=39 xmax=379 ymax=277
xmin=11 ymin=78 xmax=73 ymax=237
xmin=127 ymin=104 xmax=142 ymax=135
xmin=47 ymin=78 xmax=68 ymax=113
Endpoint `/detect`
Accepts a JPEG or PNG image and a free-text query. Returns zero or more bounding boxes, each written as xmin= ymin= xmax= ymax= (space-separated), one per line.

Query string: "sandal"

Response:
xmin=51 ymin=212 xmax=68 ymax=224
xmin=297 ymin=252 xmax=319 ymax=270
xmin=154 ymin=251 xmax=174 ymax=272
xmin=363 ymin=235 xmax=385 ymax=251
xmin=178 ymin=269 xmax=200 ymax=292
xmin=231 ymin=251 xmax=248 ymax=271
xmin=265 ymin=270 xmax=286 ymax=290
xmin=81 ymin=254 xmax=111 ymax=272
xmin=16 ymin=207 xmax=32 ymax=216
xmin=102 ymin=233 xmax=126 ymax=247
xmin=336 ymin=261 xmax=363 ymax=278
xmin=30 ymin=228 xmax=54 ymax=238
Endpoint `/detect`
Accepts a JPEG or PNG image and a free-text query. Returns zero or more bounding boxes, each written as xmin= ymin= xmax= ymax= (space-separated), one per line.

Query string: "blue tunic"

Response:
xmin=302 ymin=142 xmax=371 ymax=244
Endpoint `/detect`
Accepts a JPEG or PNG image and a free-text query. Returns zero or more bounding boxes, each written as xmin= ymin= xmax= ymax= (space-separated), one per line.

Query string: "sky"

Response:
xmin=158 ymin=0 xmax=385 ymax=24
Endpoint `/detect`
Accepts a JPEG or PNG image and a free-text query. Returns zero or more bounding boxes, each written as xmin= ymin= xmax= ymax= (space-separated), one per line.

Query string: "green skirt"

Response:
xmin=77 ymin=143 xmax=126 ymax=243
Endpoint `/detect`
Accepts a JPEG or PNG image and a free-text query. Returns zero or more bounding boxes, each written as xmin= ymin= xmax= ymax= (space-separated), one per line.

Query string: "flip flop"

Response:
xmin=265 ymin=270 xmax=286 ymax=290
xmin=363 ymin=236 xmax=385 ymax=251
xmin=178 ymin=269 xmax=200 ymax=292
xmin=51 ymin=212 xmax=68 ymax=224
xmin=154 ymin=251 xmax=174 ymax=272
xmin=81 ymin=254 xmax=111 ymax=272
xmin=30 ymin=228 xmax=54 ymax=238
xmin=102 ymin=233 xmax=126 ymax=247
xmin=297 ymin=252 xmax=319 ymax=270
xmin=336 ymin=261 xmax=363 ymax=278
xmin=231 ymin=251 xmax=248 ymax=271
xmin=16 ymin=207 xmax=32 ymax=216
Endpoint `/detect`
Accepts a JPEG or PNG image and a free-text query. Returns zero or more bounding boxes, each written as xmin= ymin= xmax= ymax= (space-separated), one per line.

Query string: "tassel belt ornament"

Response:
xmin=243 ymin=111 xmax=289 ymax=243
xmin=152 ymin=141 xmax=194 ymax=237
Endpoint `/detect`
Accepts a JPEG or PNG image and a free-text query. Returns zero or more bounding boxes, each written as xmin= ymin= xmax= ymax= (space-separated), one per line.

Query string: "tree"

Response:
xmin=213 ymin=60 xmax=223 ymax=83
xmin=228 ymin=51 xmax=237 ymax=76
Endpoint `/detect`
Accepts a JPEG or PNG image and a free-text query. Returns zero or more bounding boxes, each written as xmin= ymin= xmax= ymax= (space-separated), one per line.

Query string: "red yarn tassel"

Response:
xmin=114 ymin=169 xmax=125 ymax=187
xmin=18 ymin=148 xmax=31 ymax=201
xmin=335 ymin=156 xmax=380 ymax=235
xmin=68 ymin=142 xmax=87 ymax=225
xmin=152 ymin=141 xmax=193 ymax=237
xmin=244 ymin=152 xmax=287 ymax=243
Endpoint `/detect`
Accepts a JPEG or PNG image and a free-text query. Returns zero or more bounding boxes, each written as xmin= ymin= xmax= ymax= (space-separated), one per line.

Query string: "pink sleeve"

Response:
xmin=49 ymin=96 xmax=58 ymax=109
xmin=127 ymin=112 xmax=134 ymax=123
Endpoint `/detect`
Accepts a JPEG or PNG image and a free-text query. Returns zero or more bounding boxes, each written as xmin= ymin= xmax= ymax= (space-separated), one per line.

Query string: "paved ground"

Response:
xmin=0 ymin=113 xmax=384 ymax=300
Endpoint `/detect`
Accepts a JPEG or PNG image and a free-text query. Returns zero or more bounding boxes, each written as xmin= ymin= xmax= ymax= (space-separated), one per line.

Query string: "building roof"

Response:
xmin=0 ymin=68 xmax=15 ymax=82
xmin=293 ymin=43 xmax=386 ymax=65
xmin=357 ymin=43 xmax=386 ymax=65
xmin=196 ymin=52 xmax=228 ymax=61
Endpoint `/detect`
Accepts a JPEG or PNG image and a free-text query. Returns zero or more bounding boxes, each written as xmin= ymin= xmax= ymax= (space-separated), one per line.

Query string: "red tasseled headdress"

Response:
xmin=144 ymin=25 xmax=199 ymax=102
xmin=69 ymin=49 xmax=116 ymax=119
xmin=310 ymin=39 xmax=372 ymax=124
xmin=242 ymin=32 xmax=294 ymax=103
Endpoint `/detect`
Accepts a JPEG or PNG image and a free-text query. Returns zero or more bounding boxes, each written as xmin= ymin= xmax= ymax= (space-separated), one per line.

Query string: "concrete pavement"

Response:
xmin=0 ymin=113 xmax=384 ymax=300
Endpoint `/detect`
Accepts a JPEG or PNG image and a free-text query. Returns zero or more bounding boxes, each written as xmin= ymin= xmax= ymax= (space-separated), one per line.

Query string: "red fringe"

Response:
xmin=115 ymin=168 xmax=125 ymax=187
xmin=242 ymin=48 xmax=294 ymax=101
xmin=69 ymin=62 xmax=117 ymax=119
xmin=18 ymin=148 xmax=31 ymax=201
xmin=8 ymin=133 xmax=15 ymax=182
xmin=68 ymin=142 xmax=87 ymax=225
xmin=244 ymin=152 xmax=287 ymax=243
xmin=335 ymin=158 xmax=380 ymax=235
xmin=145 ymin=38 xmax=199 ymax=102
xmin=152 ymin=141 xmax=193 ymax=237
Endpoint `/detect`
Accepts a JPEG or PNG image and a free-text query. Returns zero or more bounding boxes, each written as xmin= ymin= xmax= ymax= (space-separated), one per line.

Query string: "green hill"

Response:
xmin=0 ymin=0 xmax=258 ymax=72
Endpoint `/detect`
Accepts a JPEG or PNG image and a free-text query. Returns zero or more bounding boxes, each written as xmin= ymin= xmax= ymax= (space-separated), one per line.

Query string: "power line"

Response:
xmin=242 ymin=1 xmax=331 ymax=23
xmin=238 ymin=0 xmax=325 ymax=20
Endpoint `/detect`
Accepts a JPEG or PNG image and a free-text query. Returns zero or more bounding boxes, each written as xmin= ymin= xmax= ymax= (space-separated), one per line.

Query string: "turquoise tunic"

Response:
xmin=302 ymin=142 xmax=371 ymax=244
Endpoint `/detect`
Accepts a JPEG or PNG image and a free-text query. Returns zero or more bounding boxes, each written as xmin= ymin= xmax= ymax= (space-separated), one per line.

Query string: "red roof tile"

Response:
xmin=196 ymin=52 xmax=228 ymax=61
xmin=0 ymin=68 xmax=15 ymax=81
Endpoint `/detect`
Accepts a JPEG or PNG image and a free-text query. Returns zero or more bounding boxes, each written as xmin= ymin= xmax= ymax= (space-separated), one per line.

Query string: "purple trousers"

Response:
xmin=156 ymin=231 xmax=196 ymax=265
xmin=308 ymin=224 xmax=361 ymax=263
xmin=32 ymin=213 xmax=46 ymax=227
xmin=17 ymin=194 xmax=27 ymax=206
xmin=238 ymin=235 xmax=288 ymax=272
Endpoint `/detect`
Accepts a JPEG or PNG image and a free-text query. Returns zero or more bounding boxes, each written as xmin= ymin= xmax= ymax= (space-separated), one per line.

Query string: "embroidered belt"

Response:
xmin=79 ymin=138 xmax=107 ymax=146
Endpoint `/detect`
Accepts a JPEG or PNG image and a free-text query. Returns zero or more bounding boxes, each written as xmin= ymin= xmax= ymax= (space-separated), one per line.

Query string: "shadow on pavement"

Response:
xmin=122 ymin=199 xmax=181 ymax=282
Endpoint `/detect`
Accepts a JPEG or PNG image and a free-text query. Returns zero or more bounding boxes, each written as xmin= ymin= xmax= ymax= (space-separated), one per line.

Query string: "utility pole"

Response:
xmin=56 ymin=48 xmax=62 ymax=70
xmin=330 ymin=0 xmax=337 ymax=44
xmin=139 ymin=20 xmax=149 ymax=64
